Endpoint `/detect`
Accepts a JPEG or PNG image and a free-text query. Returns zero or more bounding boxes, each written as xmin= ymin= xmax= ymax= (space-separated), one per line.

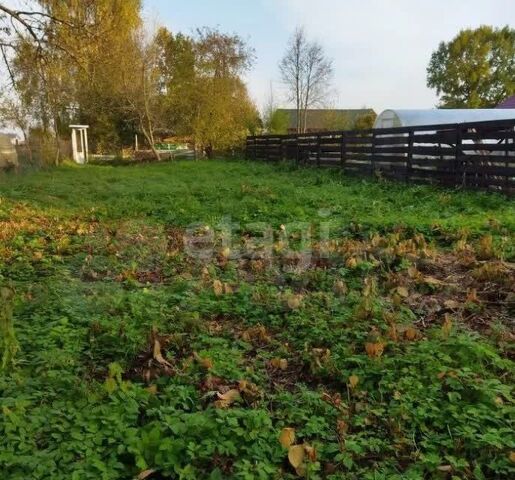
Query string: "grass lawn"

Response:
xmin=0 ymin=159 xmax=514 ymax=479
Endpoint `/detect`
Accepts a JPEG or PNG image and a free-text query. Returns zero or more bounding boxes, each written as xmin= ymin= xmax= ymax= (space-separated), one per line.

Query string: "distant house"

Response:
xmin=277 ymin=108 xmax=376 ymax=134
xmin=496 ymin=95 xmax=515 ymax=109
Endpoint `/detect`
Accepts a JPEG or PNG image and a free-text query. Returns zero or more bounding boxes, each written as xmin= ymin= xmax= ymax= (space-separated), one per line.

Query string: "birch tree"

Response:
xmin=119 ymin=28 xmax=163 ymax=161
xmin=279 ymin=27 xmax=333 ymax=133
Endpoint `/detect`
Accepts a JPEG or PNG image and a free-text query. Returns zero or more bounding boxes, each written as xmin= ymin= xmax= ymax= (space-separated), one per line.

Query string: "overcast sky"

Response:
xmin=146 ymin=0 xmax=514 ymax=114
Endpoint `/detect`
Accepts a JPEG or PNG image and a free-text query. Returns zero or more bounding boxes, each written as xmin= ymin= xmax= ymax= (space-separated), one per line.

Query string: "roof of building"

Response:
xmin=278 ymin=108 xmax=375 ymax=130
xmin=374 ymin=108 xmax=515 ymax=129
xmin=496 ymin=95 xmax=515 ymax=109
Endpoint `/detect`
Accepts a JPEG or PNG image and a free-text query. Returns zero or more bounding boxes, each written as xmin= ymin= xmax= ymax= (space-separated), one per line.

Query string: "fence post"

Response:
xmin=406 ymin=130 xmax=413 ymax=183
xmin=371 ymin=131 xmax=376 ymax=177
xmin=454 ymin=125 xmax=463 ymax=187
xmin=340 ymin=131 xmax=346 ymax=170
xmin=316 ymin=133 xmax=321 ymax=167
xmin=505 ymin=127 xmax=511 ymax=192
xmin=295 ymin=134 xmax=300 ymax=165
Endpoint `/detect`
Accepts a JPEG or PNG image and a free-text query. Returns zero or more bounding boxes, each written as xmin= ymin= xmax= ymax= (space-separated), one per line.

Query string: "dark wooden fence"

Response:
xmin=246 ymin=118 xmax=515 ymax=194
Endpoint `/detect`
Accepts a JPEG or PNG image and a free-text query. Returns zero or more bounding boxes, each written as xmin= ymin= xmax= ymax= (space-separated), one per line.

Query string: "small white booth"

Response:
xmin=69 ymin=124 xmax=89 ymax=164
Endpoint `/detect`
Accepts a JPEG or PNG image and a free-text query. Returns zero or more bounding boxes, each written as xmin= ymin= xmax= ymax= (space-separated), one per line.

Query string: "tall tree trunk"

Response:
xmin=141 ymin=124 xmax=160 ymax=161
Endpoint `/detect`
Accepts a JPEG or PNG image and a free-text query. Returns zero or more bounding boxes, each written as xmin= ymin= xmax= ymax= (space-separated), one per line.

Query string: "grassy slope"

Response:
xmin=0 ymin=160 xmax=514 ymax=479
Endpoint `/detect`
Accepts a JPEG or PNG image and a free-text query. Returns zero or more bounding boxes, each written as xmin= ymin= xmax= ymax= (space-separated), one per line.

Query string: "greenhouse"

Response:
xmin=374 ymin=108 xmax=515 ymax=129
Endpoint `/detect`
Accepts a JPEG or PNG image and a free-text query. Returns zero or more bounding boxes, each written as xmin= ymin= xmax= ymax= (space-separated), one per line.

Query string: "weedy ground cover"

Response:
xmin=0 ymin=159 xmax=514 ymax=479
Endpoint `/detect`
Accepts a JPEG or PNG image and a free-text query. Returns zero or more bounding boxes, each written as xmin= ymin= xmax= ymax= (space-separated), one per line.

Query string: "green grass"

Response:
xmin=0 ymin=160 xmax=514 ymax=479
xmin=1 ymin=159 xmax=513 ymax=234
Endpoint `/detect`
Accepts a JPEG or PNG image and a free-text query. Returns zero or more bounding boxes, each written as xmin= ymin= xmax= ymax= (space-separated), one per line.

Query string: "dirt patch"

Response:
xmin=404 ymin=253 xmax=515 ymax=334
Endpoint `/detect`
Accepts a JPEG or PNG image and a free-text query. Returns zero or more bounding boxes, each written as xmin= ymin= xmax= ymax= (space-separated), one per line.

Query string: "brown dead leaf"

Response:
xmin=312 ymin=348 xmax=331 ymax=368
xmin=466 ymin=288 xmax=479 ymax=303
xmin=442 ymin=314 xmax=453 ymax=338
xmin=193 ymin=352 xmax=214 ymax=370
xmin=333 ymin=280 xmax=348 ymax=296
xmin=348 ymin=375 xmax=359 ymax=389
xmin=407 ymin=266 xmax=421 ymax=279
xmin=201 ymin=267 xmax=210 ymax=282
xmin=241 ymin=325 xmax=271 ymax=344
xmin=345 ymin=257 xmax=359 ymax=269
xmin=336 ymin=419 xmax=348 ymax=437
xmin=238 ymin=380 xmax=262 ymax=402
xmin=288 ymin=445 xmax=305 ymax=469
xmin=213 ymin=279 xmax=224 ymax=296
xmin=387 ymin=323 xmax=399 ymax=342
xmin=365 ymin=342 xmax=385 ymax=358
xmin=214 ymin=389 xmax=241 ymax=408
xmin=286 ymin=294 xmax=303 ymax=310
xmin=279 ymin=427 xmax=296 ymax=448
xmin=444 ymin=299 xmax=461 ymax=309
xmin=424 ymin=276 xmax=444 ymax=286
xmin=392 ymin=292 xmax=402 ymax=307
xmin=146 ymin=384 xmax=158 ymax=395
xmin=304 ymin=444 xmax=317 ymax=462
xmin=396 ymin=286 xmax=409 ymax=298
xmin=404 ymin=326 xmax=419 ymax=341
xmin=270 ymin=358 xmax=288 ymax=370
xmin=153 ymin=338 xmax=172 ymax=369
xmin=136 ymin=469 xmax=156 ymax=480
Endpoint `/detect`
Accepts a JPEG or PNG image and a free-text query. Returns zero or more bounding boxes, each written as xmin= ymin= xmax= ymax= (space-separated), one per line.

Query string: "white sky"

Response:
xmin=267 ymin=0 xmax=515 ymax=112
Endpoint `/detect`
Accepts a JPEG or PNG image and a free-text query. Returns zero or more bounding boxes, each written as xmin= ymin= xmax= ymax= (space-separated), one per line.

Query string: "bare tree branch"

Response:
xmin=279 ymin=27 xmax=333 ymax=133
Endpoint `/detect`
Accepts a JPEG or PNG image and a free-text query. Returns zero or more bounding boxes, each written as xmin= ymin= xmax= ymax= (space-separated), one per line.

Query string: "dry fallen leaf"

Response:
xmin=441 ymin=314 xmax=453 ymax=338
xmin=444 ymin=299 xmax=461 ymax=309
xmin=270 ymin=358 xmax=288 ymax=370
xmin=136 ymin=469 xmax=156 ymax=480
xmin=365 ymin=342 xmax=384 ymax=358
xmin=288 ymin=444 xmax=305 ymax=469
xmin=153 ymin=338 xmax=172 ymax=369
xmin=466 ymin=288 xmax=479 ymax=303
xmin=345 ymin=257 xmax=358 ymax=269
xmin=213 ymin=279 xmax=224 ymax=296
xmin=304 ymin=444 xmax=317 ymax=462
xmin=333 ymin=280 xmax=348 ymax=296
xmin=279 ymin=427 xmax=296 ymax=448
xmin=404 ymin=326 xmax=419 ymax=341
xmin=214 ymin=389 xmax=241 ymax=408
xmin=348 ymin=375 xmax=359 ymax=389
xmin=286 ymin=294 xmax=303 ymax=310
xmin=424 ymin=276 xmax=443 ymax=286
xmin=336 ymin=419 xmax=348 ymax=437
xmin=193 ymin=352 xmax=214 ymax=370
xmin=146 ymin=384 xmax=158 ymax=395
xmin=396 ymin=286 xmax=409 ymax=298
xmin=387 ymin=324 xmax=399 ymax=342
